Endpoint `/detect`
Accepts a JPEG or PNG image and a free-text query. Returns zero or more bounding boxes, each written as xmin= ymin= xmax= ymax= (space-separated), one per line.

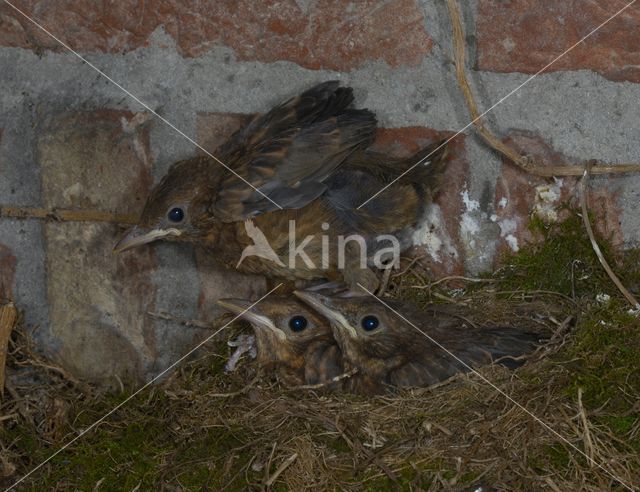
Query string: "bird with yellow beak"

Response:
xmin=114 ymin=81 xmax=449 ymax=291
xmin=216 ymin=296 xmax=344 ymax=387
xmin=294 ymin=291 xmax=542 ymax=393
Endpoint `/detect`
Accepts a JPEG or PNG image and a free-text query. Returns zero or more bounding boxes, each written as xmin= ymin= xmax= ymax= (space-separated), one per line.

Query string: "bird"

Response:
xmin=216 ymin=295 xmax=344 ymax=387
xmin=114 ymin=81 xmax=449 ymax=291
xmin=294 ymin=291 xmax=542 ymax=394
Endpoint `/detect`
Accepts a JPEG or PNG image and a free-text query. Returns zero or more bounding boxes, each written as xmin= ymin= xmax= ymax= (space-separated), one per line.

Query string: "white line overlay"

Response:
xmin=357 ymin=0 xmax=638 ymax=209
xmin=6 ymin=284 xmax=283 ymax=490
xmin=357 ymin=283 xmax=634 ymax=491
xmin=2 ymin=0 xmax=283 ymax=211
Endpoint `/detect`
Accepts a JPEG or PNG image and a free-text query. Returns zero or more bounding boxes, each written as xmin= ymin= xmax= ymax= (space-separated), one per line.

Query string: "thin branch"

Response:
xmin=0 ymin=302 xmax=17 ymax=397
xmin=0 ymin=205 xmax=138 ymax=225
xmin=289 ymin=368 xmax=359 ymax=391
xmin=265 ymin=453 xmax=298 ymax=486
xmin=579 ymin=162 xmax=640 ymax=309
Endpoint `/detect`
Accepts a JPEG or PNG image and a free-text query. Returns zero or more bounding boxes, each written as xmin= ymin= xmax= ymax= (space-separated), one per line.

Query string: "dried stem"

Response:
xmin=0 ymin=205 xmax=138 ymax=225
xmin=0 ymin=302 xmax=17 ymax=397
xmin=579 ymin=162 xmax=640 ymax=309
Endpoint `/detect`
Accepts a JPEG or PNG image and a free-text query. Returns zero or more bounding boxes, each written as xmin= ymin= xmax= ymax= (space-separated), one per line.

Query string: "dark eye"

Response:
xmin=168 ymin=207 xmax=184 ymax=223
xmin=361 ymin=315 xmax=379 ymax=331
xmin=289 ymin=315 xmax=308 ymax=332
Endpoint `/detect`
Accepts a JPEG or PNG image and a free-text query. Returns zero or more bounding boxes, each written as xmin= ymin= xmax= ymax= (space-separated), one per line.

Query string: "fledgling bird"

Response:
xmin=295 ymin=291 xmax=541 ymax=394
xmin=114 ymin=81 xmax=449 ymax=290
xmin=216 ymin=296 xmax=344 ymax=387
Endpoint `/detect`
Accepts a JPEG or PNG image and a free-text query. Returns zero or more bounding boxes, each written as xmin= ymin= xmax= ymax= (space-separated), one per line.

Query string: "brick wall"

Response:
xmin=1 ymin=0 xmax=638 ymax=383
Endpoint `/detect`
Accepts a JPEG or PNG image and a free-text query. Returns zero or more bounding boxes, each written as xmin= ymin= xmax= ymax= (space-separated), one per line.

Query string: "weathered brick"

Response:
xmin=1 ymin=0 xmax=432 ymax=70
xmin=38 ymin=110 xmax=156 ymax=383
xmin=477 ymin=0 xmax=640 ymax=83
xmin=195 ymin=249 xmax=267 ymax=322
xmin=372 ymin=128 xmax=467 ymax=277
xmin=493 ymin=131 xmax=624 ymax=259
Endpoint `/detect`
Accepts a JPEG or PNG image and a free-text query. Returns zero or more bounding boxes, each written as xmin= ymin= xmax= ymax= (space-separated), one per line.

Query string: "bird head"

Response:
xmin=293 ymin=291 xmax=411 ymax=372
xmin=114 ymin=158 xmax=216 ymax=253
xmin=216 ymin=296 xmax=334 ymax=370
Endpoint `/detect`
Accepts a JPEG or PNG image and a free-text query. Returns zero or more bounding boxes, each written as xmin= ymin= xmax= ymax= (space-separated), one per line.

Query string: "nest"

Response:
xmin=1 ymin=248 xmax=639 ymax=491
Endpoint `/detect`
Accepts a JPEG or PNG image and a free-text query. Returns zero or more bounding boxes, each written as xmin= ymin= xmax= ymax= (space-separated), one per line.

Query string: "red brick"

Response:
xmin=493 ymin=131 xmax=624 ymax=259
xmin=1 ymin=0 xmax=433 ymax=70
xmin=372 ymin=129 xmax=467 ymax=277
xmin=0 ymin=244 xmax=16 ymax=301
xmin=477 ymin=0 xmax=640 ymax=83
xmin=38 ymin=110 xmax=156 ymax=383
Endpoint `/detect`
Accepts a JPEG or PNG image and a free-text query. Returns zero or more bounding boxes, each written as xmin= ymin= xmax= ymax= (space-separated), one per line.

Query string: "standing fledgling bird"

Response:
xmin=216 ymin=296 xmax=344 ymax=387
xmin=295 ymin=291 xmax=541 ymax=394
xmin=114 ymin=81 xmax=449 ymax=290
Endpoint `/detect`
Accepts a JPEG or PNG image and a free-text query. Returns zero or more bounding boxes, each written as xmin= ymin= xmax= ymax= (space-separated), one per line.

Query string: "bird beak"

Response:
xmin=216 ymin=299 xmax=286 ymax=342
xmin=294 ymin=290 xmax=357 ymax=338
xmin=113 ymin=226 xmax=182 ymax=253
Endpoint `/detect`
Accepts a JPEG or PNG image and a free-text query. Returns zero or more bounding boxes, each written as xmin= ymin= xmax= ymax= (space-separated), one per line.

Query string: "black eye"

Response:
xmin=361 ymin=315 xmax=379 ymax=331
xmin=289 ymin=315 xmax=308 ymax=332
xmin=168 ymin=207 xmax=184 ymax=223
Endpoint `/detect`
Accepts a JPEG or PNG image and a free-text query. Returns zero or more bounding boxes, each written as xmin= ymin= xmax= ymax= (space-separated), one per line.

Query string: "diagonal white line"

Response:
xmin=357 ymin=283 xmax=634 ymax=492
xmin=6 ymin=283 xmax=283 ymax=491
xmin=357 ymin=0 xmax=639 ymax=209
xmin=2 ymin=0 xmax=283 ymax=211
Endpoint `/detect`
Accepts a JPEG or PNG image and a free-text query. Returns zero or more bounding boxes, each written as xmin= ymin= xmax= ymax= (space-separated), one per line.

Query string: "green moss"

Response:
xmin=566 ymin=300 xmax=640 ymax=410
xmin=558 ymin=298 xmax=640 ymax=455
xmin=600 ymin=415 xmax=637 ymax=435
xmin=325 ymin=436 xmax=351 ymax=454
xmin=167 ymin=427 xmax=251 ymax=490
xmin=498 ymin=213 xmax=614 ymax=296
xmin=546 ymin=444 xmax=571 ymax=469
xmin=36 ymin=421 xmax=168 ymax=490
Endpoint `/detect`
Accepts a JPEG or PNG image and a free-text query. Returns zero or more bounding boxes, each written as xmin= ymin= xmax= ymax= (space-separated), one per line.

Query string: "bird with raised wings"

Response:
xmin=114 ymin=81 xmax=449 ymax=291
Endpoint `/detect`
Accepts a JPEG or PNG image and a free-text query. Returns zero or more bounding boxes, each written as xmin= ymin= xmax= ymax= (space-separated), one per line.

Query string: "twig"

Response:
xmin=409 ymin=276 xmax=495 ymax=290
xmin=289 ymin=368 xmax=359 ymax=391
xmin=579 ymin=162 xmax=640 ymax=309
xmin=265 ymin=452 xmax=298 ymax=486
xmin=0 ymin=302 xmax=17 ymax=397
xmin=391 ymin=255 xmax=425 ymax=278
xmin=0 ymin=205 xmax=138 ymax=224
xmin=544 ymin=477 xmax=563 ymax=492
xmin=549 ymin=316 xmax=575 ymax=343
xmin=147 ymin=311 xmax=230 ymax=330
xmin=377 ymin=266 xmax=392 ymax=296
xmin=577 ymin=388 xmax=596 ymax=468
xmin=207 ymin=375 xmax=260 ymax=398
xmin=445 ymin=0 xmax=640 ymax=177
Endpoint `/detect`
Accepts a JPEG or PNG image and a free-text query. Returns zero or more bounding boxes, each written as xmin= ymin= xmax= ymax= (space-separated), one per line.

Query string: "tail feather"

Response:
xmin=358 ymin=139 xmax=450 ymax=192
xmin=469 ymin=328 xmax=542 ymax=369
xmin=395 ymin=140 xmax=450 ymax=201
